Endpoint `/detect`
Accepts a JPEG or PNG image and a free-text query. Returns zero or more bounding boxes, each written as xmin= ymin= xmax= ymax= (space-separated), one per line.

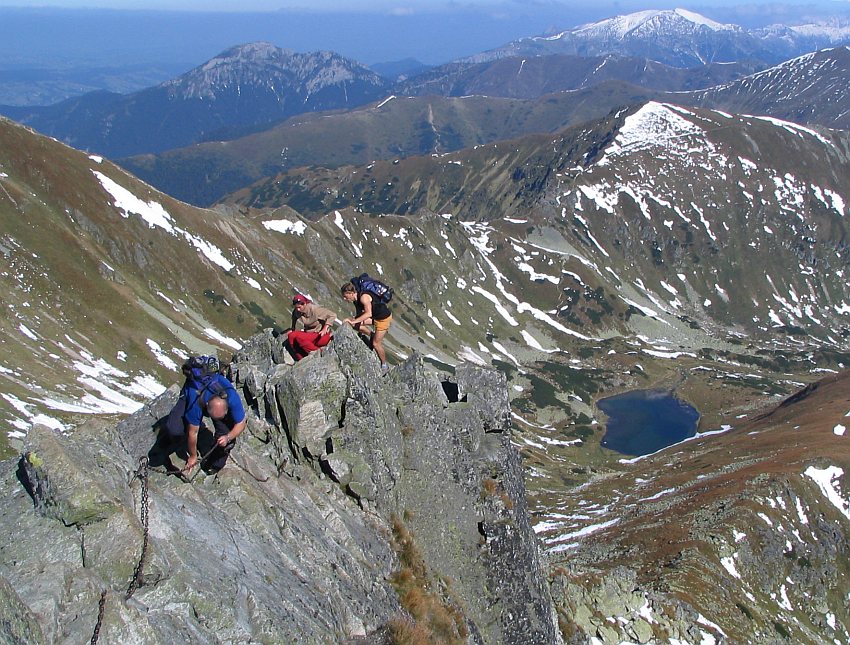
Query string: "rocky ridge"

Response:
xmin=0 ymin=324 xmax=558 ymax=644
xmin=686 ymin=46 xmax=850 ymax=130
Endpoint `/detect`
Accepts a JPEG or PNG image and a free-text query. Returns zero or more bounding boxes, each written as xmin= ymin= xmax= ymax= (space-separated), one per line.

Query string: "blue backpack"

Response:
xmin=182 ymin=354 xmax=232 ymax=404
xmin=352 ymin=273 xmax=393 ymax=304
xmin=162 ymin=356 xmax=226 ymax=439
xmin=182 ymin=355 xmax=220 ymax=386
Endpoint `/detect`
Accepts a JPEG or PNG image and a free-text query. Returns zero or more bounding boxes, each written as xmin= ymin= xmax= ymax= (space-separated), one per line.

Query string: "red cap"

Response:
xmin=292 ymin=294 xmax=310 ymax=305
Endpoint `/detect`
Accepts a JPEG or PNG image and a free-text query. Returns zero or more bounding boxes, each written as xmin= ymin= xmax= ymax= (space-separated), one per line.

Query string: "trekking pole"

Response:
xmin=187 ymin=445 xmax=219 ymax=483
xmin=188 ymin=439 xmax=234 ymax=483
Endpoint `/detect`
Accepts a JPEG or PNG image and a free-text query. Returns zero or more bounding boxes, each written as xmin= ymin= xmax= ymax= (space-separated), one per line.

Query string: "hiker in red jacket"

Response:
xmin=287 ymin=294 xmax=337 ymax=361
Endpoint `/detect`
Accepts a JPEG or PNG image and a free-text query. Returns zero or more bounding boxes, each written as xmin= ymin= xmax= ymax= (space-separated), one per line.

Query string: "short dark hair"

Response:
xmin=340 ymin=282 xmax=356 ymax=295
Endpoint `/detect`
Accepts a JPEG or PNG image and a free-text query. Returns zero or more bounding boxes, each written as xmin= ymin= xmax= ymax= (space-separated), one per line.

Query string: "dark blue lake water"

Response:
xmin=598 ymin=389 xmax=700 ymax=456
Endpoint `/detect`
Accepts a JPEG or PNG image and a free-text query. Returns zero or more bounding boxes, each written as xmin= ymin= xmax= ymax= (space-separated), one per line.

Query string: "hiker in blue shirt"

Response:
xmin=160 ymin=356 xmax=246 ymax=474
xmin=182 ymin=370 xmax=247 ymax=474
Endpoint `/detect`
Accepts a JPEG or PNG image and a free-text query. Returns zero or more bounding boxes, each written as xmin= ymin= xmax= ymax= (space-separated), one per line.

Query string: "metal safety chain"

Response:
xmin=126 ymin=456 xmax=151 ymax=600
xmin=89 ymin=590 xmax=107 ymax=644
xmin=90 ymin=447 xmax=222 ymax=640
xmin=89 ymin=455 xmax=153 ymax=643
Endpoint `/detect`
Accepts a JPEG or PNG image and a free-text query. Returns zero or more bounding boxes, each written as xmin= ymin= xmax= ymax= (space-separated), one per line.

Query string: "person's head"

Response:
xmin=207 ymin=395 xmax=229 ymax=420
xmin=340 ymin=282 xmax=357 ymax=302
xmin=292 ymin=294 xmax=310 ymax=311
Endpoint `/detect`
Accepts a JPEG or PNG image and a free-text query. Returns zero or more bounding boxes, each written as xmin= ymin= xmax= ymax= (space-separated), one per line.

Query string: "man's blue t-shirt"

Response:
xmin=183 ymin=374 xmax=245 ymax=427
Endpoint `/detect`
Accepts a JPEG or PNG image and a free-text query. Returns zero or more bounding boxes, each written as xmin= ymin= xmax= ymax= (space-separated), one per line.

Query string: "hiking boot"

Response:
xmin=203 ymin=462 xmax=225 ymax=475
xmin=381 ymin=363 xmax=389 ymax=376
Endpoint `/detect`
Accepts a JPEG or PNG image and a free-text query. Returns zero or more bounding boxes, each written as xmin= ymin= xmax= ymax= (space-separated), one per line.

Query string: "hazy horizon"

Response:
xmin=1 ymin=0 xmax=848 ymax=13
xmin=2 ymin=1 xmax=849 ymax=69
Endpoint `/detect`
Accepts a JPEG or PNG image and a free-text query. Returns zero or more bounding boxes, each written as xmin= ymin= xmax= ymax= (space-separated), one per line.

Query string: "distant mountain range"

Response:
xmin=3 ymin=36 xmax=840 ymax=211
xmin=469 ymin=8 xmax=850 ymax=67
xmin=369 ymin=57 xmax=432 ymax=81
xmin=119 ymin=84 xmax=660 ymax=207
xmin=0 ymin=42 xmax=389 ymax=158
xmin=118 ymin=45 xmax=850 ymax=208
xmin=0 ymin=61 xmax=189 ymax=107
xmin=1 ymin=8 xmax=848 ymax=164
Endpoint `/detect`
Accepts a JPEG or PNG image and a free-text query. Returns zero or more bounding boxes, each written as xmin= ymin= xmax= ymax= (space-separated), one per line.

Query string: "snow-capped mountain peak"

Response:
xmin=573 ymin=8 xmax=738 ymax=38
xmin=467 ymin=9 xmax=849 ymax=68
xmin=760 ymin=19 xmax=850 ymax=41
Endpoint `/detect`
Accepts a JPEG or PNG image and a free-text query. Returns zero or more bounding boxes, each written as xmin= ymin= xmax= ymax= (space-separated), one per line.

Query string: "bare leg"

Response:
xmin=353 ymin=321 xmax=374 ymax=347
xmin=372 ymin=328 xmax=388 ymax=366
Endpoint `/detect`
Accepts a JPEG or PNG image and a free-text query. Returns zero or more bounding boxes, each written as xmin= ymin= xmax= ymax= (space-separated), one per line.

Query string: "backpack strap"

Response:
xmin=185 ymin=376 xmax=232 ymax=417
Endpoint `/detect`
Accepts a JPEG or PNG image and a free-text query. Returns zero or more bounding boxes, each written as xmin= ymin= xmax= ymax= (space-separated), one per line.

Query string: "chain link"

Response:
xmin=126 ymin=456 xmax=150 ymax=600
xmin=88 ymin=455 xmax=152 ymax=643
xmin=89 ymin=439 xmax=236 ymax=639
xmin=90 ymin=590 xmax=107 ymax=644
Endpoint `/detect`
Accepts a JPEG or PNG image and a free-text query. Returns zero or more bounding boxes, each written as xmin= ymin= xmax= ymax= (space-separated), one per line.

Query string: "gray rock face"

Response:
xmin=0 ymin=324 xmax=558 ymax=644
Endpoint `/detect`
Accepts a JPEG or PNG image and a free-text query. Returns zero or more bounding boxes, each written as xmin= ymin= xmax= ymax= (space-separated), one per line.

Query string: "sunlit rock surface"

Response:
xmin=0 ymin=324 xmax=557 ymax=644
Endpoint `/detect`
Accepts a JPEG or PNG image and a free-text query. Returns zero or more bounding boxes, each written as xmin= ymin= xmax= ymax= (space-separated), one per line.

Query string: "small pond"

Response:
xmin=597 ymin=389 xmax=700 ymax=456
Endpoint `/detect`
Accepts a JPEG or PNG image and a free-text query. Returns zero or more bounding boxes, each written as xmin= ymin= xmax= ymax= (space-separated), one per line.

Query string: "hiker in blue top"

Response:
xmin=183 ymin=373 xmax=246 ymax=474
xmin=161 ymin=355 xmax=246 ymax=474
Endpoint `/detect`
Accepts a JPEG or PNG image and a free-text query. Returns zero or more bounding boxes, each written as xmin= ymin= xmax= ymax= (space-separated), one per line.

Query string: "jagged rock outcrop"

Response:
xmin=0 ymin=324 xmax=558 ymax=644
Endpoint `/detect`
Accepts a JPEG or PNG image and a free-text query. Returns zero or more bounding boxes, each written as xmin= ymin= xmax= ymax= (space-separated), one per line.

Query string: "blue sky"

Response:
xmin=0 ymin=2 xmax=634 ymax=67
xmin=0 ymin=1 xmax=847 ymax=69
xmin=4 ymin=1 xmax=581 ymax=10
xmin=1 ymin=0 xmax=843 ymax=13
xmin=5 ymin=0 xmax=546 ymax=10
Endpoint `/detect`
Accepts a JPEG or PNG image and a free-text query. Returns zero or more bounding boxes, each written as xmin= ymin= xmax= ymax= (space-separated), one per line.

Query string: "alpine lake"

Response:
xmin=598 ymin=389 xmax=701 ymax=456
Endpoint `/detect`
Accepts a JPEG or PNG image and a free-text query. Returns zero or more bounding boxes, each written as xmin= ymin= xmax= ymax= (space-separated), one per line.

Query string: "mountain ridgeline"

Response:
xmin=687 ymin=46 xmax=850 ymax=130
xmin=117 ymin=45 xmax=850 ymax=208
xmin=0 ymin=8 xmax=848 ymax=169
xmin=466 ymin=8 xmax=850 ymax=67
